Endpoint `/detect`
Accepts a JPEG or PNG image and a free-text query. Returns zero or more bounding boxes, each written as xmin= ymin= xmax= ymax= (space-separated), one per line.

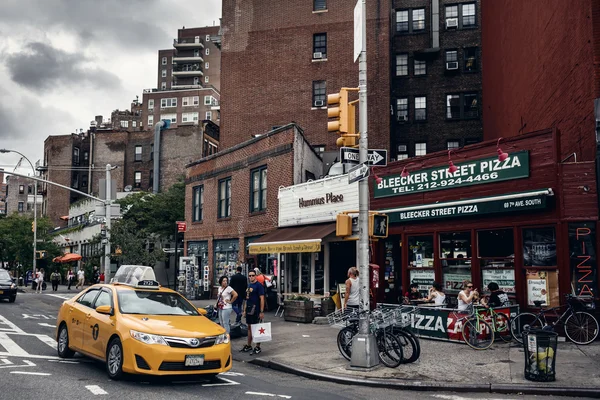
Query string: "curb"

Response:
xmin=247 ymin=358 xmax=600 ymax=398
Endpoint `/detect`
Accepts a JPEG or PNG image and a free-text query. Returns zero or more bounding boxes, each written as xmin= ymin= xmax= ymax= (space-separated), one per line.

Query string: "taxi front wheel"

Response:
xmin=106 ymin=337 xmax=124 ymax=380
xmin=57 ymin=324 xmax=75 ymax=358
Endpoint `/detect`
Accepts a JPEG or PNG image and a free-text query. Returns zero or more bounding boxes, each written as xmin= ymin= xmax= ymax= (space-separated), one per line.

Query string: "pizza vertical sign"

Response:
xmin=374 ymin=151 xmax=530 ymax=198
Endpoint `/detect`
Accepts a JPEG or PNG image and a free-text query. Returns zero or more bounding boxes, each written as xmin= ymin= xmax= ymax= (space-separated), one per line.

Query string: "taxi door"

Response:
xmin=69 ymin=289 xmax=101 ymax=350
xmin=83 ymin=289 xmax=115 ymax=359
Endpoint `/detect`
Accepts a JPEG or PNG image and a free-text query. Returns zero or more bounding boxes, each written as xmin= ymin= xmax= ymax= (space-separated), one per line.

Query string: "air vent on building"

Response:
xmin=397 ymin=115 xmax=408 ymax=122
xmin=314 ymin=100 xmax=324 ymax=107
xmin=446 ymin=62 xmax=459 ymax=70
xmin=313 ymin=52 xmax=323 ymax=59
xmin=446 ymin=18 xmax=458 ymax=29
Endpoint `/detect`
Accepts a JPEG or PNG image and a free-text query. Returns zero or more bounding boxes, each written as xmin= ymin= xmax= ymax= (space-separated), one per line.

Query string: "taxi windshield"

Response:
xmin=117 ymin=290 xmax=199 ymax=316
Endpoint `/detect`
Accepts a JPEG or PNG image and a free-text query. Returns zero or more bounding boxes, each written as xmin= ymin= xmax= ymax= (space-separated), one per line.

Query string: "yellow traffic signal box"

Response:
xmin=336 ymin=214 xmax=352 ymax=237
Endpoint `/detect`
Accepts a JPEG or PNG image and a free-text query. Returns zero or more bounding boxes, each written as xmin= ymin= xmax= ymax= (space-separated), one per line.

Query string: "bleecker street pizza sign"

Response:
xmin=374 ymin=151 xmax=529 ymax=198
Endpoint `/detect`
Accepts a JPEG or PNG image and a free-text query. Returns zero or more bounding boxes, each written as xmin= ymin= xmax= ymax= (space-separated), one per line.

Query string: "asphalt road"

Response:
xmin=0 ymin=289 xmax=590 ymax=400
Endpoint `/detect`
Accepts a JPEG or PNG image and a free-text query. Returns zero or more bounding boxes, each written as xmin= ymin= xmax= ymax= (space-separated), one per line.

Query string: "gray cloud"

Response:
xmin=4 ymin=42 xmax=121 ymax=92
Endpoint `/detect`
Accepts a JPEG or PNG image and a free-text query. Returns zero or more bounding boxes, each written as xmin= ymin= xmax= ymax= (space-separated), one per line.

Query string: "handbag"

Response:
xmin=251 ymin=322 xmax=272 ymax=343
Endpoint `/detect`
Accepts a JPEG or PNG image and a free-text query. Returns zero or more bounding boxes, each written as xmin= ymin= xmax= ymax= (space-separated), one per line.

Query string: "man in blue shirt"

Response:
xmin=241 ymin=270 xmax=265 ymax=354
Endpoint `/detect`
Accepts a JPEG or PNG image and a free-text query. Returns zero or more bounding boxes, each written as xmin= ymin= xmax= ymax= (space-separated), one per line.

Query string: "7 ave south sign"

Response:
xmin=375 ymin=151 xmax=529 ymax=198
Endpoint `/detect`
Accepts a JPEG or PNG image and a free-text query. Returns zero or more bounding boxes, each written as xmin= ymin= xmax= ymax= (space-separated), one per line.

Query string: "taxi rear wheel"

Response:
xmin=57 ymin=324 xmax=75 ymax=358
xmin=106 ymin=338 xmax=124 ymax=380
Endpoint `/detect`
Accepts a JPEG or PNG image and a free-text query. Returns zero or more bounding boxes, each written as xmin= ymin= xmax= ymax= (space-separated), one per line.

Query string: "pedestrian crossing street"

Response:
xmin=0 ymin=315 xmax=58 ymax=359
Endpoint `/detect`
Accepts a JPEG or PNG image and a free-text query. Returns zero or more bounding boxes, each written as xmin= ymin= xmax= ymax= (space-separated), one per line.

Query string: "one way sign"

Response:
xmin=340 ymin=147 xmax=387 ymax=167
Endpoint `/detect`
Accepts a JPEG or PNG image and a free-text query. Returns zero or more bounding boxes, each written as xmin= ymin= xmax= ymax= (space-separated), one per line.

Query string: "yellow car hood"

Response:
xmin=121 ymin=314 xmax=225 ymax=337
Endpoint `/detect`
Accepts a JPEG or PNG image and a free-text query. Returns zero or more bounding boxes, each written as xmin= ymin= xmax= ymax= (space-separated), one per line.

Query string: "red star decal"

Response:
xmin=259 ymin=327 xmax=266 ymax=335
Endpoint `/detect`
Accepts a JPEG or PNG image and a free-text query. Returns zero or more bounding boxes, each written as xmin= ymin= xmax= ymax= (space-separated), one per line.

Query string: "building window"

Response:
xmin=446 ymin=94 xmax=460 ymax=119
xmin=414 ymin=96 xmax=427 ymax=121
xmin=160 ymin=98 xmax=177 ymax=108
xmin=205 ymin=48 xmax=210 ymax=56
xmin=193 ymin=77 xmax=200 ymax=85
xmin=314 ymin=0 xmax=326 ymax=11
xmin=446 ymin=50 xmax=458 ymax=63
xmin=312 ymin=145 xmax=326 ymax=156
xmin=82 ymin=175 xmax=88 ymax=188
xmin=312 ymin=80 xmax=326 ymax=107
xmin=73 ymin=147 xmax=80 ymax=164
xmin=135 ymin=145 xmax=142 ymax=161
xmin=193 ymin=96 xmax=199 ymax=105
xmin=18 ymin=201 xmax=23 ymax=212
xmin=204 ymin=96 xmax=212 ymax=105
xmin=205 ymin=62 xmax=209 ymax=69
xmin=440 ymin=231 xmax=472 ymax=296
xmin=396 ymin=54 xmax=408 ymax=76
xmin=182 ymin=97 xmax=190 ymax=106
xmin=132 ymin=121 xmax=137 ymax=128
xmin=182 ymin=112 xmax=199 ymax=123
xmin=464 ymin=47 xmax=478 ymax=72
xmin=83 ymin=151 xmax=89 ymax=162
xmin=161 ymin=82 xmax=166 ymax=90
xmin=250 ymin=166 xmax=267 ymax=213
xmin=161 ymin=113 xmax=177 ymax=123
xmin=192 ymin=185 xmax=204 ymax=222
xmin=478 ymin=229 xmax=516 ymax=299
xmin=463 ymin=92 xmax=479 ymax=118
xmin=413 ymin=8 xmax=425 ymax=31
xmin=161 ymin=69 xmax=167 ymax=78
xmin=415 ymin=142 xmax=427 ymax=156
xmin=205 ymin=76 xmax=209 ymax=83
xmin=396 ymin=98 xmax=408 ymax=122
xmin=218 ymin=177 xmax=231 ymax=219
xmin=148 ymin=115 xmax=154 ymax=126
xmin=447 ymin=141 xmax=460 ymax=150
xmin=120 ymin=120 xmax=129 ymax=128
xmin=162 ymin=57 xmax=167 ymax=65
xmin=414 ymin=59 xmax=426 ymax=76
xmin=134 ymin=171 xmax=142 ymax=188
xmin=445 ymin=5 xmax=458 ymax=20
xmin=148 ymin=99 xmax=154 ymax=110
xmin=150 ymin=144 xmax=154 ymax=160
xmin=396 ymin=10 xmax=408 ymax=32
xmin=446 ymin=92 xmax=479 ymax=120
xmin=313 ymin=33 xmax=327 ymax=58
xmin=206 ymin=111 xmax=212 ymax=120
xmin=149 ymin=170 xmax=153 ymax=189
xmin=462 ymin=3 xmax=476 ymax=27
xmin=19 ymin=185 xmax=24 ymax=194
xmin=397 ymin=144 xmax=408 ymax=160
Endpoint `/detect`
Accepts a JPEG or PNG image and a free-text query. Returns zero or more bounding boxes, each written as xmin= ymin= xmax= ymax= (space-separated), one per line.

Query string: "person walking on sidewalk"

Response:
xmin=241 ymin=270 xmax=265 ymax=355
xmin=67 ymin=268 xmax=74 ymax=290
xmin=36 ymin=268 xmax=45 ymax=294
xmin=229 ymin=266 xmax=247 ymax=324
xmin=217 ymin=276 xmax=238 ymax=334
xmin=50 ymin=270 xmax=61 ymax=292
xmin=344 ymin=267 xmax=360 ymax=311
xmin=76 ymin=267 xmax=85 ymax=289
xmin=92 ymin=266 xmax=100 ymax=284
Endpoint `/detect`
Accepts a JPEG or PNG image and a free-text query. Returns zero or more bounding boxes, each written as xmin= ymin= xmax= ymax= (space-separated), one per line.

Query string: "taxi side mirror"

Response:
xmin=96 ymin=305 xmax=113 ymax=315
xmin=197 ymin=307 xmax=207 ymax=316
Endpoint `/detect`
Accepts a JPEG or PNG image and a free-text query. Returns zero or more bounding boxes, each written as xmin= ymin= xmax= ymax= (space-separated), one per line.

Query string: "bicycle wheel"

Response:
xmin=510 ymin=312 xmax=542 ymax=344
xmin=493 ymin=312 xmax=512 ymax=343
xmin=462 ymin=318 xmax=494 ymax=350
xmin=337 ymin=327 xmax=355 ymax=361
xmin=377 ymin=330 xmax=403 ymax=368
xmin=391 ymin=326 xmax=420 ymax=363
xmin=564 ymin=311 xmax=599 ymax=345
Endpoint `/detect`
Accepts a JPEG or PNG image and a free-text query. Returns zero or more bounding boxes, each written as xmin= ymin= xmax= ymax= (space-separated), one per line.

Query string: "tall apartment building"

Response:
xmin=4 ymin=175 xmax=41 ymax=216
xmin=109 ymin=98 xmax=144 ymax=131
xmin=219 ymin=0 xmax=390 ymax=154
xmin=0 ymin=169 xmax=6 ymax=215
xmin=391 ymin=0 xmax=483 ymax=160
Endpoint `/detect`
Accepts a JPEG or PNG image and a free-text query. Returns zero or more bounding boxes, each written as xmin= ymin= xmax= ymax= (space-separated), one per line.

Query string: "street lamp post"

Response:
xmin=0 ymin=149 xmax=38 ymax=281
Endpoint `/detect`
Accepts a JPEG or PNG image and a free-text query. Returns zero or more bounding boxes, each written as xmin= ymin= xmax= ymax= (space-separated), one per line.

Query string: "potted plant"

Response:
xmin=284 ymin=295 xmax=315 ymax=323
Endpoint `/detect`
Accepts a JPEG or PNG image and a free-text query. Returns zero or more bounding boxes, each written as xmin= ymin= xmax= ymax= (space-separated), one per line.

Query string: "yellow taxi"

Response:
xmin=55 ymin=265 xmax=231 ymax=379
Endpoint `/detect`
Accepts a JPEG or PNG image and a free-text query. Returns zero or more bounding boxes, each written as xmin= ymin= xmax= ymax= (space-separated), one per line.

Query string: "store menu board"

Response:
xmin=526 ymin=270 xmax=559 ymax=307
xmin=482 ymin=269 xmax=516 ymax=293
xmin=410 ymin=269 xmax=435 ymax=294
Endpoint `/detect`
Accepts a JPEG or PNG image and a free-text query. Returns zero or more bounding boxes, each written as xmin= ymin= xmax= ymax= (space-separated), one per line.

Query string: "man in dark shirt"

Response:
xmin=229 ymin=266 xmax=247 ymax=324
xmin=483 ymin=282 xmax=511 ymax=308
xmin=404 ymin=283 xmax=423 ymax=303
xmin=241 ymin=271 xmax=265 ymax=355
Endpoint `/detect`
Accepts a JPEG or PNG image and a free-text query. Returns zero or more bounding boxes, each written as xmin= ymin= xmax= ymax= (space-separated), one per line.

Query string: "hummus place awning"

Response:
xmin=248 ymin=223 xmax=337 ymax=254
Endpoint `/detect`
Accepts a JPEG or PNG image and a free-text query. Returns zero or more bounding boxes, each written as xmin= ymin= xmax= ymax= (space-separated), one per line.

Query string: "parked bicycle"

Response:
xmin=510 ymin=294 xmax=598 ymax=345
xmin=459 ymin=304 xmax=511 ymax=350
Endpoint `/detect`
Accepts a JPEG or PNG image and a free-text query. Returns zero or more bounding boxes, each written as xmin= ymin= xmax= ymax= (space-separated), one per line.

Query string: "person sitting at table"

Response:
xmin=457 ymin=280 xmax=478 ymax=311
xmin=403 ymin=283 xmax=423 ymax=304
xmin=481 ymin=282 xmax=511 ymax=308
xmin=425 ymin=282 xmax=446 ymax=306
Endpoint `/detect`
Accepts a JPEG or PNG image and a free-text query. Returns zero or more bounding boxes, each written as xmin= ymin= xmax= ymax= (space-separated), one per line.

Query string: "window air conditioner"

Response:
xmin=446 ymin=18 xmax=458 ymax=29
xmin=314 ymin=100 xmax=324 ymax=107
xmin=446 ymin=61 xmax=459 ymax=70
xmin=313 ymin=52 xmax=323 ymax=59
xmin=397 ymin=114 xmax=408 ymax=122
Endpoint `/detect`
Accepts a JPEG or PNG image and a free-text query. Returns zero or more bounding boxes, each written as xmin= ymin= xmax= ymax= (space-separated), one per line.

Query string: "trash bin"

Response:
xmin=522 ymin=329 xmax=558 ymax=382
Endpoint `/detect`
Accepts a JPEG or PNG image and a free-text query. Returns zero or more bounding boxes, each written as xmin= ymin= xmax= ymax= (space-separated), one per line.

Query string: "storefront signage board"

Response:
xmin=388 ymin=191 xmax=547 ymax=223
xmin=375 ymin=151 xmax=530 ymax=198
xmin=409 ymin=269 xmax=435 ymax=293
xmin=248 ymin=241 xmax=321 ymax=255
xmin=482 ymin=269 xmax=516 ymax=293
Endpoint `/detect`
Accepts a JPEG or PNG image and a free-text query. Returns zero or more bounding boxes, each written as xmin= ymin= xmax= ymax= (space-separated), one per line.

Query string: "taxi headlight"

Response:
xmin=10 ymin=283 xmax=16 ymax=289
xmin=215 ymin=333 xmax=230 ymax=345
xmin=130 ymin=330 xmax=167 ymax=346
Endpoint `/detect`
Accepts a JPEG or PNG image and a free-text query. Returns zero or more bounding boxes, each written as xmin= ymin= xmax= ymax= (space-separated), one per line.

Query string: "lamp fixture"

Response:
xmin=496 ymin=137 xmax=509 ymax=161
xmin=401 ymin=166 xmax=410 ymax=178
xmin=372 ymin=168 xmax=383 ymax=185
xmin=447 ymin=150 xmax=458 ymax=174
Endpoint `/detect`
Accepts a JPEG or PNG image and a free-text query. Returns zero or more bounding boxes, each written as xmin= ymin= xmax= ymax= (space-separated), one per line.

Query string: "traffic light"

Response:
xmin=369 ymin=214 xmax=389 ymax=238
xmin=336 ymin=214 xmax=352 ymax=237
xmin=36 ymin=250 xmax=47 ymax=259
xmin=328 ymin=87 xmax=359 ymax=148
xmin=31 ymin=221 xmax=35 ymax=232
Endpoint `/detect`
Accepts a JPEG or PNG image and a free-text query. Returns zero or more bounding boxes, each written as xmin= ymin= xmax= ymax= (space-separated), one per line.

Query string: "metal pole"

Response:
xmin=104 ymin=164 xmax=112 ymax=283
xmin=174 ymin=225 xmax=179 ymax=291
xmin=350 ymin=0 xmax=379 ymax=369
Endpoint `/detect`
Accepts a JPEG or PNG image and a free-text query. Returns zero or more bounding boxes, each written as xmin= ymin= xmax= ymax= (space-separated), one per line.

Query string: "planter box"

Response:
xmin=284 ymin=300 xmax=314 ymax=323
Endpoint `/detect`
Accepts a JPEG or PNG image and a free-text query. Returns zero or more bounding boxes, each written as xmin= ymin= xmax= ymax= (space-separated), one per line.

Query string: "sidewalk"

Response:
xmin=18 ymin=284 xmax=86 ymax=294
xmin=191 ymin=299 xmax=600 ymax=398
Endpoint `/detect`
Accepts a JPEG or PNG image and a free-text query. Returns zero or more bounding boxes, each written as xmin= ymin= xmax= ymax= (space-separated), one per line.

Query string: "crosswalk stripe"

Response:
xmin=0 ymin=315 xmax=25 ymax=334
xmin=36 ymin=335 xmax=57 ymax=350
xmin=45 ymin=294 xmax=75 ymax=300
xmin=0 ymin=333 xmax=29 ymax=356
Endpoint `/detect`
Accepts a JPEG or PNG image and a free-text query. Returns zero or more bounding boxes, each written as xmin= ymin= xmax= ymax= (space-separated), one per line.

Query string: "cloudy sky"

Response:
xmin=0 ymin=0 xmax=221 ymax=178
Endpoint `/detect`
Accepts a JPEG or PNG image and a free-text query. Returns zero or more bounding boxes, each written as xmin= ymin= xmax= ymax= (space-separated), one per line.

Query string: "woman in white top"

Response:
xmin=425 ymin=282 xmax=446 ymax=306
xmin=217 ymin=276 xmax=238 ymax=334
xmin=36 ymin=268 xmax=45 ymax=293
xmin=457 ymin=281 xmax=478 ymax=311
xmin=344 ymin=267 xmax=360 ymax=311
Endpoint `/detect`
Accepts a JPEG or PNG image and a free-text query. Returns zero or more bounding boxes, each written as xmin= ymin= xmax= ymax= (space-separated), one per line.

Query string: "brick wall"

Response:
xmin=482 ymin=0 xmax=599 ymax=162
xmin=220 ymin=0 xmax=391 ymax=152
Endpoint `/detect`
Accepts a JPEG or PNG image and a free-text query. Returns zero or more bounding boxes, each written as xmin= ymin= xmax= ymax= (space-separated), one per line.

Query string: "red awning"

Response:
xmin=53 ymin=253 xmax=82 ymax=263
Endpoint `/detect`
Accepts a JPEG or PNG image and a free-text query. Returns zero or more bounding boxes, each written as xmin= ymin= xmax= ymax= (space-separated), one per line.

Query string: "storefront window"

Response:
xmin=213 ymin=239 xmax=239 ymax=284
xmin=315 ymin=251 xmax=324 ymax=294
xmin=301 ymin=253 xmax=312 ymax=293
xmin=290 ymin=253 xmax=300 ymax=292
xmin=440 ymin=232 xmax=472 ymax=295
xmin=568 ymin=222 xmax=597 ymax=298
xmin=408 ymin=235 xmax=434 ymax=267
xmin=522 ymin=227 xmax=556 ymax=267
xmin=478 ymin=229 xmax=516 ymax=297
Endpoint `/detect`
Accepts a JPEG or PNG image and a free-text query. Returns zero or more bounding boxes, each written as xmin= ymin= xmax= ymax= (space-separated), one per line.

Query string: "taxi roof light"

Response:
xmin=112 ymin=265 xmax=161 ymax=289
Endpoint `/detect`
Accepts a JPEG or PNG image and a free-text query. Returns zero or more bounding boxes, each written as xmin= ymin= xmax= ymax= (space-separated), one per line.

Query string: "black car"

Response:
xmin=0 ymin=269 xmax=17 ymax=303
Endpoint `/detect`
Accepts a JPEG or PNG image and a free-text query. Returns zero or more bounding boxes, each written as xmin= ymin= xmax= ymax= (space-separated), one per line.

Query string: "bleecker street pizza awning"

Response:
xmin=248 ymin=223 xmax=336 ymax=254
xmin=381 ymin=188 xmax=553 ymax=223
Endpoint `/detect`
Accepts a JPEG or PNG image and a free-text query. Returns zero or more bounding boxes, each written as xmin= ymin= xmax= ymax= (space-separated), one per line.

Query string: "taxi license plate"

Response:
xmin=185 ymin=355 xmax=204 ymax=367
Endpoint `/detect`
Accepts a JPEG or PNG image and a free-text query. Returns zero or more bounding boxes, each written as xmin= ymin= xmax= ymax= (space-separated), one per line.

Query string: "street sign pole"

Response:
xmin=104 ymin=164 xmax=113 ymax=284
xmin=351 ymin=0 xmax=379 ymax=369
